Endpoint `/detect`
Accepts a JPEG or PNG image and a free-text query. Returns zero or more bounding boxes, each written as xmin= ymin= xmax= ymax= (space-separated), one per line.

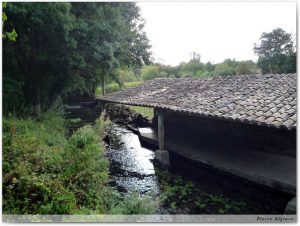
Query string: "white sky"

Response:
xmin=138 ymin=1 xmax=296 ymax=66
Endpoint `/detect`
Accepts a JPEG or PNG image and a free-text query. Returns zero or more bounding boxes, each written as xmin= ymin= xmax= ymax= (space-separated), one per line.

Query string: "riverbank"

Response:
xmin=3 ymin=104 xmax=292 ymax=215
xmin=2 ymin=109 xmax=157 ymax=214
xmin=101 ymin=115 xmax=289 ymax=214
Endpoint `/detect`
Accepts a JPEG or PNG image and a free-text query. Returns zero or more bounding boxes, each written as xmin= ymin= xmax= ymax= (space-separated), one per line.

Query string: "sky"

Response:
xmin=138 ymin=2 xmax=296 ymax=66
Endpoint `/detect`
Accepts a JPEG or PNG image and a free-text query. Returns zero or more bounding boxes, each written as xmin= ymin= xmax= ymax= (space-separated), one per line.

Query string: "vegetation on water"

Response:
xmin=2 ymin=111 xmax=157 ymax=214
xmin=68 ymin=118 xmax=82 ymax=124
xmin=156 ymin=170 xmax=248 ymax=214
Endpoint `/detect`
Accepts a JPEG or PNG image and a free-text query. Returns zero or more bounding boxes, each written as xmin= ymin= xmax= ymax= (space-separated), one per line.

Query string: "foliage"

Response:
xmin=3 ymin=111 xmax=69 ymax=214
xmin=70 ymin=2 xmax=151 ymax=96
xmin=213 ymin=63 xmax=236 ymax=76
xmin=3 ymin=75 xmax=25 ymax=115
xmin=95 ymin=81 xmax=142 ymax=97
xmin=254 ymin=28 xmax=296 ymax=74
xmin=110 ymin=192 xmax=158 ymax=214
xmin=2 ymin=2 xmax=17 ymax=41
xmin=178 ymin=52 xmax=205 ymax=77
xmin=141 ymin=65 xmax=159 ymax=80
xmin=254 ymin=28 xmax=294 ymax=58
xmin=2 ymin=111 xmax=156 ymax=214
xmin=156 ymin=169 xmax=247 ymax=214
xmin=235 ymin=60 xmax=260 ymax=75
xmin=3 ymin=3 xmax=77 ymax=116
xmin=3 ymin=2 xmax=151 ymax=115
xmin=137 ymin=54 xmax=261 ymax=80
xmin=281 ymin=52 xmax=297 ymax=73
xmin=117 ymin=69 xmax=139 ymax=86
xmin=127 ymin=106 xmax=154 ymax=119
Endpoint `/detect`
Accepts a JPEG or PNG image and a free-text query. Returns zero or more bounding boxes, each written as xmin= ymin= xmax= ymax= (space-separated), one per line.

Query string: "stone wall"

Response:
xmin=153 ymin=110 xmax=296 ymax=158
xmin=103 ymin=103 xmax=151 ymax=128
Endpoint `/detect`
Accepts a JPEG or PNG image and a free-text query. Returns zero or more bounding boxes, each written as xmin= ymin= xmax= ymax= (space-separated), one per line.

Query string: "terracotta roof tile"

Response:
xmin=99 ymin=74 xmax=296 ymax=130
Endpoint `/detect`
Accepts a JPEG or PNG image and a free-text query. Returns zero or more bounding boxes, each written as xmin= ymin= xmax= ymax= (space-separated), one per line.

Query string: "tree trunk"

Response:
xmin=48 ymin=82 xmax=62 ymax=108
xmin=36 ymin=78 xmax=41 ymax=117
xmin=31 ymin=27 xmax=41 ymax=117
xmin=101 ymin=75 xmax=106 ymax=96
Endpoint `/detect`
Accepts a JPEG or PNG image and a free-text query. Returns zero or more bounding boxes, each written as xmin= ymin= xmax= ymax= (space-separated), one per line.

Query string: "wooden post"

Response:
xmin=157 ymin=109 xmax=165 ymax=150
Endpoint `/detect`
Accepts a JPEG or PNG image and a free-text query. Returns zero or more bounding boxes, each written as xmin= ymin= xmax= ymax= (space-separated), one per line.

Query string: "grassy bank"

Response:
xmin=127 ymin=106 xmax=154 ymax=119
xmin=95 ymin=81 xmax=142 ymax=97
xmin=2 ymin=110 xmax=157 ymax=214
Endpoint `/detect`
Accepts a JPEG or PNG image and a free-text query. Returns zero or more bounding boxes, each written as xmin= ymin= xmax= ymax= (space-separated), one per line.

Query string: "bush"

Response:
xmin=213 ymin=64 xmax=236 ymax=76
xmin=3 ymin=112 xmax=158 ymax=215
xmin=2 ymin=112 xmax=109 ymax=214
xmin=141 ymin=65 xmax=159 ymax=80
xmin=95 ymin=81 xmax=142 ymax=97
xmin=3 ymin=112 xmax=70 ymax=214
xmin=110 ymin=192 xmax=158 ymax=214
xmin=118 ymin=69 xmax=138 ymax=84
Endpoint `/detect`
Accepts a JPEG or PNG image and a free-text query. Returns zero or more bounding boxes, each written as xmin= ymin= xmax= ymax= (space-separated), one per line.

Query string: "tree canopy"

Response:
xmin=254 ymin=28 xmax=296 ymax=74
xmin=3 ymin=2 xmax=151 ymax=115
xmin=3 ymin=3 xmax=295 ymax=116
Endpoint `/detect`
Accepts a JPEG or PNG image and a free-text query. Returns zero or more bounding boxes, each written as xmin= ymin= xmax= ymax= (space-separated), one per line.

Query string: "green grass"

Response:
xmin=95 ymin=81 xmax=142 ymax=97
xmin=127 ymin=105 xmax=154 ymax=119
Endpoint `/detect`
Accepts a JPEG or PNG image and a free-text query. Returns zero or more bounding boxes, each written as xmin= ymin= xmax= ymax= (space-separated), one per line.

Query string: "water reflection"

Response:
xmin=106 ymin=124 xmax=160 ymax=196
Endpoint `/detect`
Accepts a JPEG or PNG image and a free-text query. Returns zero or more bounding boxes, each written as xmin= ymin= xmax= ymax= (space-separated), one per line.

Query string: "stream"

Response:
xmin=105 ymin=124 xmax=160 ymax=196
xmin=65 ymin=104 xmax=292 ymax=215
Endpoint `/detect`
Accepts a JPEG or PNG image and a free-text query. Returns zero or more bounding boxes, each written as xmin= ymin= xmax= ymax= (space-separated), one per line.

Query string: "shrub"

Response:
xmin=2 ymin=112 xmax=70 ymax=214
xmin=3 ymin=112 xmax=158 ymax=215
xmin=95 ymin=81 xmax=142 ymax=97
xmin=110 ymin=192 xmax=158 ymax=214
xmin=141 ymin=65 xmax=159 ymax=80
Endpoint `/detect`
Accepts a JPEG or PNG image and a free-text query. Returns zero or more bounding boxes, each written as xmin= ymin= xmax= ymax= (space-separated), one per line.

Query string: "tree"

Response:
xmin=213 ymin=63 xmax=236 ymax=76
xmin=3 ymin=2 xmax=151 ymax=115
xmin=236 ymin=60 xmax=260 ymax=75
xmin=117 ymin=69 xmax=137 ymax=86
xmin=281 ymin=52 xmax=297 ymax=74
xmin=254 ymin=28 xmax=296 ymax=74
xmin=71 ymin=2 xmax=151 ymax=96
xmin=3 ymin=3 xmax=76 ymax=116
xmin=223 ymin=58 xmax=238 ymax=69
xmin=205 ymin=62 xmax=214 ymax=72
xmin=2 ymin=2 xmax=17 ymax=41
xmin=178 ymin=52 xmax=204 ymax=77
xmin=141 ymin=65 xmax=159 ymax=80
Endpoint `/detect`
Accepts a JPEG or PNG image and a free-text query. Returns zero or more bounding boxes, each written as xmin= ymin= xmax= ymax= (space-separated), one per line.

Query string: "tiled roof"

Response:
xmin=99 ymin=74 xmax=296 ymax=130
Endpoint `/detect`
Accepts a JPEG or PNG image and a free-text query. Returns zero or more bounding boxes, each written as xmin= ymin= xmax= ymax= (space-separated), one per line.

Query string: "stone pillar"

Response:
xmin=158 ymin=109 xmax=165 ymax=150
xmin=285 ymin=197 xmax=296 ymax=214
xmin=155 ymin=109 xmax=170 ymax=168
